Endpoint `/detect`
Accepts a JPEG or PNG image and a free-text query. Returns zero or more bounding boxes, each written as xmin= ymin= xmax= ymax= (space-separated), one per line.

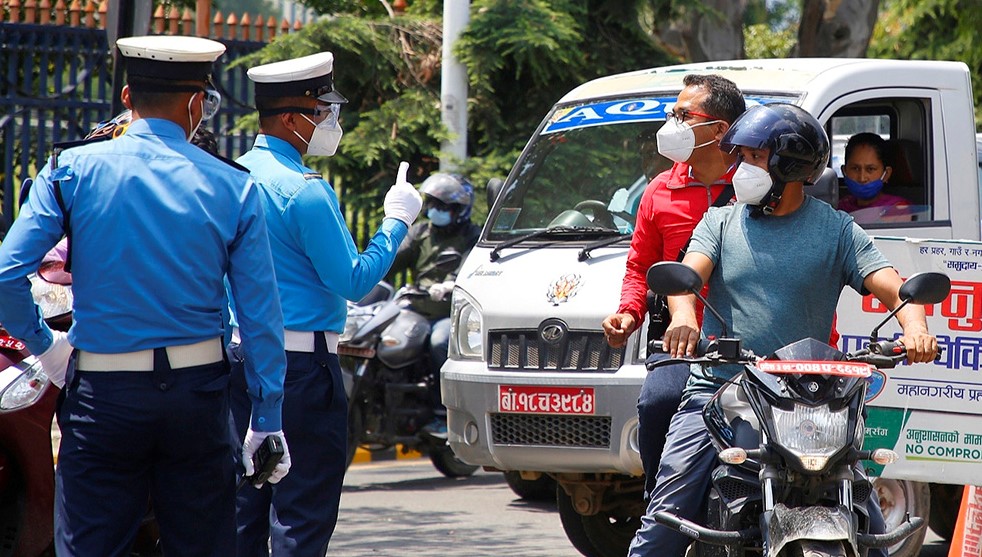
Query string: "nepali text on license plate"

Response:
xmin=0 ymin=336 xmax=25 ymax=351
xmin=498 ymin=385 xmax=595 ymax=415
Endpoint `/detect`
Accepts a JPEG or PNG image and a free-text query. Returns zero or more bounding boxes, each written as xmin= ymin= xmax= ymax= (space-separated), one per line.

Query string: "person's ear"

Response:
xmin=121 ymin=85 xmax=133 ymax=109
xmin=280 ymin=111 xmax=298 ymax=132
xmin=715 ymin=121 xmax=730 ymax=141
xmin=882 ymin=165 xmax=893 ymax=183
xmin=841 ymin=164 xmax=847 ymax=176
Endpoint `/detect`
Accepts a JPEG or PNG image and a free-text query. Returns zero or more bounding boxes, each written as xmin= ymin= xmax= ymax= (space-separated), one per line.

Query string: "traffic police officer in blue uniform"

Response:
xmin=0 ymin=35 xmax=290 ymax=557
xmin=227 ymin=51 xmax=422 ymax=556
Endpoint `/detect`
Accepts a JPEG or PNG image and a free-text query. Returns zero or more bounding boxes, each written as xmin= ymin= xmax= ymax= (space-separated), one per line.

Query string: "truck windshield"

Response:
xmin=486 ymin=106 xmax=658 ymax=242
xmin=485 ymin=94 xmax=794 ymax=243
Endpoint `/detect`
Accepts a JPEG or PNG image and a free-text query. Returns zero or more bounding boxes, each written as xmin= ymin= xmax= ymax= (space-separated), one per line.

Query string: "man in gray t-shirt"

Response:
xmin=628 ymin=104 xmax=938 ymax=557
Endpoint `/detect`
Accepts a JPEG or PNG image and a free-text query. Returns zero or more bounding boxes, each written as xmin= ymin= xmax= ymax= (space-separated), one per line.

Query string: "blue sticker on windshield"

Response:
xmin=542 ymin=96 xmax=787 ymax=135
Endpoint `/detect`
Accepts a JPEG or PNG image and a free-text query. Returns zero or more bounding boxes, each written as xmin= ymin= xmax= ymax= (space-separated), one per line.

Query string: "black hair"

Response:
xmin=683 ymin=74 xmax=746 ymax=125
xmin=844 ymin=132 xmax=888 ymax=166
xmin=191 ymin=127 xmax=219 ymax=156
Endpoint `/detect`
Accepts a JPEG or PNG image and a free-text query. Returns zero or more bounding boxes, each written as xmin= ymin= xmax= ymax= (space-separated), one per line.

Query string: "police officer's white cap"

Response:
xmin=117 ymin=35 xmax=225 ymax=81
xmin=248 ymin=52 xmax=347 ymax=104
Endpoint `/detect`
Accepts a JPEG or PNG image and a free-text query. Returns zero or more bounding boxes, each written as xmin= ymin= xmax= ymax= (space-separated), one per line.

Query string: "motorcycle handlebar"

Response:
xmin=646 ymin=338 xmax=756 ymax=371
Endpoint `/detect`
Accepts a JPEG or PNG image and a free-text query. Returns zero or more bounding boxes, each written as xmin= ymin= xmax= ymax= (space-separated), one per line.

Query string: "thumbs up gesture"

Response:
xmin=383 ymin=161 xmax=422 ymax=226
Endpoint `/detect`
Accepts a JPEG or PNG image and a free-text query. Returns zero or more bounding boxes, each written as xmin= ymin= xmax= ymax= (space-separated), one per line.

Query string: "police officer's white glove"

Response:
xmin=37 ymin=330 xmax=72 ymax=389
xmin=428 ymin=280 xmax=455 ymax=301
xmin=383 ymin=161 xmax=422 ymax=226
xmin=242 ymin=428 xmax=292 ymax=487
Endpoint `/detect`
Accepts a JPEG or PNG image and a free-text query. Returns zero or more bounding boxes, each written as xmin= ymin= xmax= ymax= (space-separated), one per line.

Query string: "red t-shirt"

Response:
xmin=617 ymin=162 xmax=734 ymax=327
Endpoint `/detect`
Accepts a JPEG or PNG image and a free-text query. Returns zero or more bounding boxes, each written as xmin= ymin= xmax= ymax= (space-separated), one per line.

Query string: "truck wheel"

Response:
xmin=874 ymin=478 xmax=929 ymax=557
xmin=556 ymin=486 xmax=637 ymax=557
xmin=928 ymin=483 xmax=963 ymax=541
xmin=428 ymin=445 xmax=478 ymax=478
xmin=503 ymin=471 xmax=556 ymax=501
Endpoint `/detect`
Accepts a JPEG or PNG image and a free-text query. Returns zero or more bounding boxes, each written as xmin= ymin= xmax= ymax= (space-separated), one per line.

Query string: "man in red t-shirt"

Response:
xmin=602 ymin=74 xmax=746 ymax=496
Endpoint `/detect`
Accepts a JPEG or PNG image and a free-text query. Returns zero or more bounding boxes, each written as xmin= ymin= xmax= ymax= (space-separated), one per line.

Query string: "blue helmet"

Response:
xmin=420 ymin=173 xmax=474 ymax=222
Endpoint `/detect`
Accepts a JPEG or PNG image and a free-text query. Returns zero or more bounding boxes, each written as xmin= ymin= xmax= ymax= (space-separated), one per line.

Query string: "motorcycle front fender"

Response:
xmin=763 ymin=504 xmax=858 ymax=557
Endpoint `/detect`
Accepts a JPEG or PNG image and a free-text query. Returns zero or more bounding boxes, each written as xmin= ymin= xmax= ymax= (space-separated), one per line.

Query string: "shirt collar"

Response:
xmin=665 ymin=161 xmax=738 ymax=190
xmin=127 ymin=118 xmax=188 ymax=141
xmin=253 ymin=134 xmax=303 ymax=165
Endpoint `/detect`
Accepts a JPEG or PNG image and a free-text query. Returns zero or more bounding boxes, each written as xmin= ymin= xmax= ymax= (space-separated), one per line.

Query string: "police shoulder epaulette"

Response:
xmin=204 ymin=150 xmax=250 ymax=173
xmin=303 ymin=172 xmax=323 ymax=180
xmin=51 ymin=134 xmax=113 ymax=155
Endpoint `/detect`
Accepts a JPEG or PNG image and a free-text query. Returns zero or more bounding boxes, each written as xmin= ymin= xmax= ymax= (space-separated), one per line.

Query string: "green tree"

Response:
xmin=237 ymin=0 xmax=671 ymax=225
xmin=868 ymin=0 xmax=982 ymax=126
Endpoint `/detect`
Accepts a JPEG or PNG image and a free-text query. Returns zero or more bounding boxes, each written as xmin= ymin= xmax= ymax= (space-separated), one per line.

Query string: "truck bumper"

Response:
xmin=442 ymin=361 xmax=646 ymax=475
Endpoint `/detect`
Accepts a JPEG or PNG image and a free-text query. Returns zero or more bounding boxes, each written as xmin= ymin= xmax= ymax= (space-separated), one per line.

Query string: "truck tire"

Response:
xmin=928 ymin=483 xmax=963 ymax=541
xmin=503 ymin=471 xmax=557 ymax=501
xmin=556 ymin=486 xmax=638 ymax=557
xmin=874 ymin=478 xmax=929 ymax=557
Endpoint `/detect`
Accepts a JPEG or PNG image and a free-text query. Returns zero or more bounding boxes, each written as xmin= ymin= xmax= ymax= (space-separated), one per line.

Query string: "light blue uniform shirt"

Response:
xmin=0 ymin=118 xmax=286 ymax=431
xmin=682 ymin=197 xmax=891 ymax=399
xmin=232 ymin=135 xmax=407 ymax=332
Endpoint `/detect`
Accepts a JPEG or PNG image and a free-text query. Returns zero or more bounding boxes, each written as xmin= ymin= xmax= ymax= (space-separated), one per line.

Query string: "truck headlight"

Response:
xmin=0 ymin=356 xmax=50 ymax=412
xmin=449 ymin=288 xmax=483 ymax=360
xmin=771 ymin=403 xmax=848 ymax=472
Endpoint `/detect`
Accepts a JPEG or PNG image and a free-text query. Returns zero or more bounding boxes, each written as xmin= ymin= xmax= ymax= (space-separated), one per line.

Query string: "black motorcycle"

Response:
xmin=643 ymin=261 xmax=949 ymax=557
xmin=339 ymin=281 xmax=478 ymax=478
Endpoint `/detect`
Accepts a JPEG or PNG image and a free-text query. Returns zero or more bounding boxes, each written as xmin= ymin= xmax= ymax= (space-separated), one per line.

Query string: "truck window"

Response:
xmin=829 ymin=98 xmax=933 ymax=227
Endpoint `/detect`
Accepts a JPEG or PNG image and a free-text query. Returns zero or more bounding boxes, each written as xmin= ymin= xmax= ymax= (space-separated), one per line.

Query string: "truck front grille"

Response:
xmin=487 ymin=329 xmax=624 ymax=372
xmin=490 ymin=413 xmax=611 ymax=448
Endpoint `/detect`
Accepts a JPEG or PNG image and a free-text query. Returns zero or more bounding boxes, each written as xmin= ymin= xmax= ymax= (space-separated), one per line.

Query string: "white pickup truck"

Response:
xmin=442 ymin=58 xmax=982 ymax=557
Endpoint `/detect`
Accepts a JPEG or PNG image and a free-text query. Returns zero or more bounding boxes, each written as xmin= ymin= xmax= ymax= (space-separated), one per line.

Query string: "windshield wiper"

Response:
xmin=577 ymin=232 xmax=631 ymax=261
xmin=489 ymin=226 xmax=617 ymax=262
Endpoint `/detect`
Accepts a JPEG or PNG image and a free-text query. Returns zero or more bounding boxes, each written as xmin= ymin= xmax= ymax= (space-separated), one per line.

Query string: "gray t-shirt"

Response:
xmin=683 ymin=196 xmax=891 ymax=397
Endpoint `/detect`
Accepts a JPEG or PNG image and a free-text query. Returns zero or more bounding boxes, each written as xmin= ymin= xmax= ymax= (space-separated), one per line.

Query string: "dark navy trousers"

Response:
xmin=228 ymin=333 xmax=348 ymax=557
xmin=55 ymin=351 xmax=235 ymax=557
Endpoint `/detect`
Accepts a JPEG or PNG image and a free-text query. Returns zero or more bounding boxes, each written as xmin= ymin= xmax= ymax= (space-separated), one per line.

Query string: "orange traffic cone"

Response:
xmin=948 ymin=486 xmax=982 ymax=557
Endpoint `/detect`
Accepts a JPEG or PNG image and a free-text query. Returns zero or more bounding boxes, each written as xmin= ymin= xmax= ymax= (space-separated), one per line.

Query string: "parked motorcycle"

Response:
xmin=0 ymin=257 xmax=159 ymax=556
xmin=643 ymin=261 xmax=949 ymax=557
xmin=340 ymin=281 xmax=478 ymax=478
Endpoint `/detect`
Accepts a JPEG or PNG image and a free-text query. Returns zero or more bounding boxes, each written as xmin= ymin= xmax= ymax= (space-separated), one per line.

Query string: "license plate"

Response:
xmin=498 ymin=385 xmax=595 ymax=415
xmin=0 ymin=336 xmax=25 ymax=351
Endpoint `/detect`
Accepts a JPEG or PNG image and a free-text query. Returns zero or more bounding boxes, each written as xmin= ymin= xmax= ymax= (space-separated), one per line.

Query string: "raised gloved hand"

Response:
xmin=383 ymin=161 xmax=422 ymax=226
xmin=37 ymin=330 xmax=72 ymax=388
xmin=242 ymin=428 xmax=291 ymax=488
xmin=428 ymin=280 xmax=455 ymax=301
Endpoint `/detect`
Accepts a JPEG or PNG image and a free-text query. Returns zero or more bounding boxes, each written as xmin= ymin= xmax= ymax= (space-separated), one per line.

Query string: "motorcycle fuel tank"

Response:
xmin=377 ymin=309 xmax=431 ymax=369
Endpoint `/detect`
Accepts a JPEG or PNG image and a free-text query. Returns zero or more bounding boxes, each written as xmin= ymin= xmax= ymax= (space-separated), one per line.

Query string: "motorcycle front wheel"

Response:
xmin=781 ymin=540 xmax=847 ymax=557
xmin=428 ymin=445 xmax=478 ymax=478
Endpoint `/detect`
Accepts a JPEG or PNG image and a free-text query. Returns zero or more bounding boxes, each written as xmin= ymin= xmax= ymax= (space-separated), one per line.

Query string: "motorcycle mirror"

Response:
xmin=647 ymin=261 xmax=730 ymax=337
xmin=435 ymin=249 xmax=463 ymax=269
xmin=486 ymin=177 xmax=504 ymax=209
xmin=646 ymin=261 xmax=703 ymax=296
xmin=898 ymin=272 xmax=950 ymax=305
xmin=869 ymin=272 xmax=950 ymax=344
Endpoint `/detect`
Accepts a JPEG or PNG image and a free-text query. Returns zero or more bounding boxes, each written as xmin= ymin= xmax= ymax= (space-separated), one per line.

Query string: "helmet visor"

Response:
xmin=719 ymin=105 xmax=789 ymax=153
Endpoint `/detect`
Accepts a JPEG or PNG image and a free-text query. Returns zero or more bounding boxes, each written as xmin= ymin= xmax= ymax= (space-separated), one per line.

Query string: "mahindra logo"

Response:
xmin=538 ymin=318 xmax=567 ymax=345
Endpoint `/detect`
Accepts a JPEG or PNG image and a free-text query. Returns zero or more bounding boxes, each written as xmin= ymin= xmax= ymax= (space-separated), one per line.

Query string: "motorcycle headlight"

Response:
xmin=0 ymin=356 xmax=50 ymax=412
xmin=449 ymin=288 xmax=483 ymax=360
xmin=340 ymin=307 xmax=375 ymax=343
xmin=771 ymin=403 xmax=849 ymax=472
xmin=30 ymin=273 xmax=73 ymax=319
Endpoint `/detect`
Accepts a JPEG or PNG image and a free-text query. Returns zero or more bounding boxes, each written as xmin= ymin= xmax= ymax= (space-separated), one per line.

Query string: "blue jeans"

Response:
xmin=429 ymin=317 xmax=451 ymax=411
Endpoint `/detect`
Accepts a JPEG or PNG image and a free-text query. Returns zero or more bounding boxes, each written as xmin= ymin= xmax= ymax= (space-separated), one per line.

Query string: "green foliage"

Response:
xmin=743 ymin=22 xmax=796 ymax=58
xmin=869 ymin=0 xmax=982 ymax=126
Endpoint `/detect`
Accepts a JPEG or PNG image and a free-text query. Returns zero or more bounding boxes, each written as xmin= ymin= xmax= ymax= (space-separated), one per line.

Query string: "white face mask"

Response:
xmin=295 ymin=114 xmax=343 ymax=156
xmin=186 ymin=87 xmax=221 ymax=142
xmin=656 ymin=118 xmax=719 ymax=163
xmin=187 ymin=94 xmax=203 ymax=142
xmin=732 ymin=162 xmax=775 ymax=205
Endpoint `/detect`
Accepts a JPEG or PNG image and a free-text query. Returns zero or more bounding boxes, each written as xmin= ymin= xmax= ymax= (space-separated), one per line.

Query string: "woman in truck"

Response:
xmin=837 ymin=132 xmax=912 ymax=222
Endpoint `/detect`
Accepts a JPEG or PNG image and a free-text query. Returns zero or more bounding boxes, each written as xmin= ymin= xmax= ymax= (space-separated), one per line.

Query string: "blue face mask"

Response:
xmin=428 ymin=207 xmax=453 ymax=227
xmin=844 ymin=175 xmax=885 ymax=200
